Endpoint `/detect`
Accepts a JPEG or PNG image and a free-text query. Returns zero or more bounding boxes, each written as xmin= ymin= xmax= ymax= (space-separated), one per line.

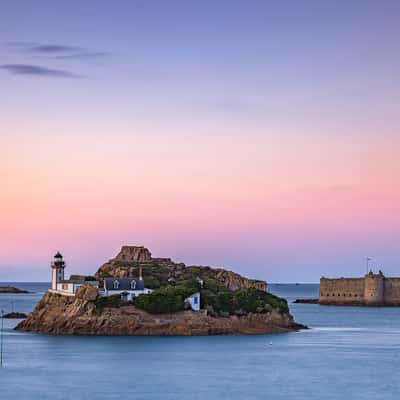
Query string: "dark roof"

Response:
xmin=54 ymin=251 xmax=63 ymax=258
xmin=104 ymin=278 xmax=144 ymax=290
xmin=104 ymin=278 xmax=145 ymax=291
xmin=59 ymin=280 xmax=85 ymax=284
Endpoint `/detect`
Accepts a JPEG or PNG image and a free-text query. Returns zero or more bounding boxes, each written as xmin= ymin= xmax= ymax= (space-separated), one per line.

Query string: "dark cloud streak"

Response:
xmin=0 ymin=64 xmax=81 ymax=78
xmin=6 ymin=41 xmax=108 ymax=60
xmin=3 ymin=42 xmax=106 ymax=79
xmin=28 ymin=44 xmax=82 ymax=53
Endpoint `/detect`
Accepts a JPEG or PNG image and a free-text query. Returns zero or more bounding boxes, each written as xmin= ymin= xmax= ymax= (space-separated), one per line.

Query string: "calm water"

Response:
xmin=1 ymin=282 xmax=400 ymax=400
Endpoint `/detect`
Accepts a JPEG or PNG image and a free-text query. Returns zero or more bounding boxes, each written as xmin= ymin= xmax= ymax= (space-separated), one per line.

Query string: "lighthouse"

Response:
xmin=51 ymin=252 xmax=66 ymax=290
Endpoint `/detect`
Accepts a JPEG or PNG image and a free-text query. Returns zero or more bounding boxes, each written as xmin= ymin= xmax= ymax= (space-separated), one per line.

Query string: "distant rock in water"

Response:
xmin=293 ymin=299 xmax=319 ymax=304
xmin=0 ymin=286 xmax=30 ymax=294
xmin=3 ymin=312 xmax=28 ymax=319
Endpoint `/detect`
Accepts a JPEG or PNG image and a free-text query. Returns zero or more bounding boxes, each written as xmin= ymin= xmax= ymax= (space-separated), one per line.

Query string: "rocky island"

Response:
xmin=0 ymin=286 xmax=30 ymax=294
xmin=17 ymin=246 xmax=304 ymax=335
xmin=3 ymin=312 xmax=28 ymax=319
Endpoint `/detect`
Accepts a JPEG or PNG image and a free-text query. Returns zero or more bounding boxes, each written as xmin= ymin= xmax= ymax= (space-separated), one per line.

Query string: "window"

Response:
xmin=194 ymin=296 xmax=198 ymax=304
xmin=62 ymin=283 xmax=68 ymax=290
xmin=130 ymin=280 xmax=136 ymax=290
xmin=113 ymin=280 xmax=120 ymax=289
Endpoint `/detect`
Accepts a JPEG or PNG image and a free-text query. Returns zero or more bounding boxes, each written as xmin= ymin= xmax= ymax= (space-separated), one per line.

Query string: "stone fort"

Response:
xmin=319 ymin=271 xmax=400 ymax=306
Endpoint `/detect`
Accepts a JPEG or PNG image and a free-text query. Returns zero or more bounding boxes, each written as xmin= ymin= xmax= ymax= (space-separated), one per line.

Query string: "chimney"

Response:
xmin=139 ymin=267 xmax=143 ymax=281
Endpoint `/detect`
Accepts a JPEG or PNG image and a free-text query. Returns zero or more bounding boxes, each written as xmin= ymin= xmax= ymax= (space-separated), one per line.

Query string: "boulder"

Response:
xmin=115 ymin=246 xmax=152 ymax=262
xmin=75 ymin=284 xmax=98 ymax=302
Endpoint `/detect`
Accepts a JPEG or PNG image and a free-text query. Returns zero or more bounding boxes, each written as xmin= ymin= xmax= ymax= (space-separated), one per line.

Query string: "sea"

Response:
xmin=1 ymin=282 xmax=400 ymax=400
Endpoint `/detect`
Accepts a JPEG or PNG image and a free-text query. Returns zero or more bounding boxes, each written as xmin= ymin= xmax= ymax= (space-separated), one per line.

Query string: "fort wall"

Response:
xmin=319 ymin=273 xmax=400 ymax=306
xmin=319 ymin=278 xmax=364 ymax=305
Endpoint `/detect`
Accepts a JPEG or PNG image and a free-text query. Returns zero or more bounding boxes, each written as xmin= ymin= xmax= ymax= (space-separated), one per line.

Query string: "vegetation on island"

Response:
xmin=95 ymin=294 xmax=123 ymax=310
xmin=94 ymin=276 xmax=288 ymax=316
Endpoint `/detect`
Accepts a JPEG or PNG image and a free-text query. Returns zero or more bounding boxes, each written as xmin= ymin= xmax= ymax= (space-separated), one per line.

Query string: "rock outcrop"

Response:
xmin=115 ymin=246 xmax=152 ymax=263
xmin=96 ymin=246 xmax=267 ymax=292
xmin=16 ymin=288 xmax=304 ymax=335
xmin=213 ymin=268 xmax=266 ymax=291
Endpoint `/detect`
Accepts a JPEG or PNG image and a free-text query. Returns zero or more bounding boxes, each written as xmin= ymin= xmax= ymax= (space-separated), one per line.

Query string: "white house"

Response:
xmin=55 ymin=279 xmax=99 ymax=296
xmin=49 ymin=252 xmax=99 ymax=296
xmin=102 ymin=277 xmax=152 ymax=301
xmin=185 ymin=292 xmax=201 ymax=311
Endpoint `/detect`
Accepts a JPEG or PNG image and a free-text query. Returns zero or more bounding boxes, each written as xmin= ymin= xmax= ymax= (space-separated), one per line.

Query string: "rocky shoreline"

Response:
xmin=292 ymin=298 xmax=400 ymax=306
xmin=16 ymin=287 xmax=305 ymax=335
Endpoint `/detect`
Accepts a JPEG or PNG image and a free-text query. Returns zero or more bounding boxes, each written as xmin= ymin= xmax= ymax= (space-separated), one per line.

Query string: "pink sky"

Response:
xmin=1 ymin=117 xmax=399 ymax=282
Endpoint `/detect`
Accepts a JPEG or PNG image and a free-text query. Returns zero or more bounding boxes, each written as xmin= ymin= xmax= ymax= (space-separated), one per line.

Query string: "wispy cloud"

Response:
xmin=27 ymin=44 xmax=81 ymax=54
xmin=50 ymin=51 xmax=108 ymax=60
xmin=0 ymin=64 xmax=80 ymax=78
xmin=2 ymin=41 xmax=107 ymax=79
xmin=7 ymin=41 xmax=108 ymax=60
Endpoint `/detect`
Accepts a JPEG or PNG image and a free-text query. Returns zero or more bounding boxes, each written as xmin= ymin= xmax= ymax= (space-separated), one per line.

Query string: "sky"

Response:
xmin=1 ymin=1 xmax=399 ymax=282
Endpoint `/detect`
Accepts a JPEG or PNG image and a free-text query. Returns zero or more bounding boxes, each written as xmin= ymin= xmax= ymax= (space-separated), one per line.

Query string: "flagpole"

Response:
xmin=366 ymin=257 xmax=371 ymax=275
xmin=0 ymin=309 xmax=4 ymax=368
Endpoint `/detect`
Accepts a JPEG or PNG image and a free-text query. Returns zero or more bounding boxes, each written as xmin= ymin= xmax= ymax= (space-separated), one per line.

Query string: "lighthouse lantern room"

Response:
xmin=51 ymin=252 xmax=66 ymax=290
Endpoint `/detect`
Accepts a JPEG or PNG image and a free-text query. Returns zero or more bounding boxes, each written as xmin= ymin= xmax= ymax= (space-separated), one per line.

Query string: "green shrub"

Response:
xmin=204 ymin=278 xmax=228 ymax=293
xmin=174 ymin=278 xmax=200 ymax=295
xmin=95 ymin=294 xmax=122 ymax=310
xmin=143 ymin=276 xmax=161 ymax=289
xmin=133 ymin=284 xmax=198 ymax=314
xmin=133 ymin=286 xmax=197 ymax=314
xmin=199 ymin=287 xmax=289 ymax=316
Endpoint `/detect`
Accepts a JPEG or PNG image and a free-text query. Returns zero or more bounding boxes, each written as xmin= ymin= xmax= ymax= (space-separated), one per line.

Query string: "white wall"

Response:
xmin=185 ymin=293 xmax=200 ymax=311
xmin=56 ymin=282 xmax=75 ymax=294
xmin=103 ymin=288 xmax=152 ymax=299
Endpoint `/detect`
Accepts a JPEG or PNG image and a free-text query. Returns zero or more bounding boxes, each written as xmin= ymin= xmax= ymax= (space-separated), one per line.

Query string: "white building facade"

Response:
xmin=102 ymin=278 xmax=152 ymax=300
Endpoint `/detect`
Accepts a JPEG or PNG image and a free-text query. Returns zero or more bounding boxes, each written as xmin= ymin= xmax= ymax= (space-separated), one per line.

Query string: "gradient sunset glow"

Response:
xmin=1 ymin=1 xmax=399 ymax=281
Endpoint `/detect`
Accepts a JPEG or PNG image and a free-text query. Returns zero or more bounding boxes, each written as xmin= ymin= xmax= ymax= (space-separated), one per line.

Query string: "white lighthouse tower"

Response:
xmin=51 ymin=252 xmax=66 ymax=290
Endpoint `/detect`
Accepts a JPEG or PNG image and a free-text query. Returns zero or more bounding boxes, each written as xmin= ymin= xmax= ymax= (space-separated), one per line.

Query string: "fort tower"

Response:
xmin=364 ymin=271 xmax=384 ymax=305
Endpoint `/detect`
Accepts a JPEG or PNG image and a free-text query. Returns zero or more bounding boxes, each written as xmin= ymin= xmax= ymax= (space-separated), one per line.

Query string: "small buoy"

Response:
xmin=269 ymin=342 xmax=272 ymax=345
